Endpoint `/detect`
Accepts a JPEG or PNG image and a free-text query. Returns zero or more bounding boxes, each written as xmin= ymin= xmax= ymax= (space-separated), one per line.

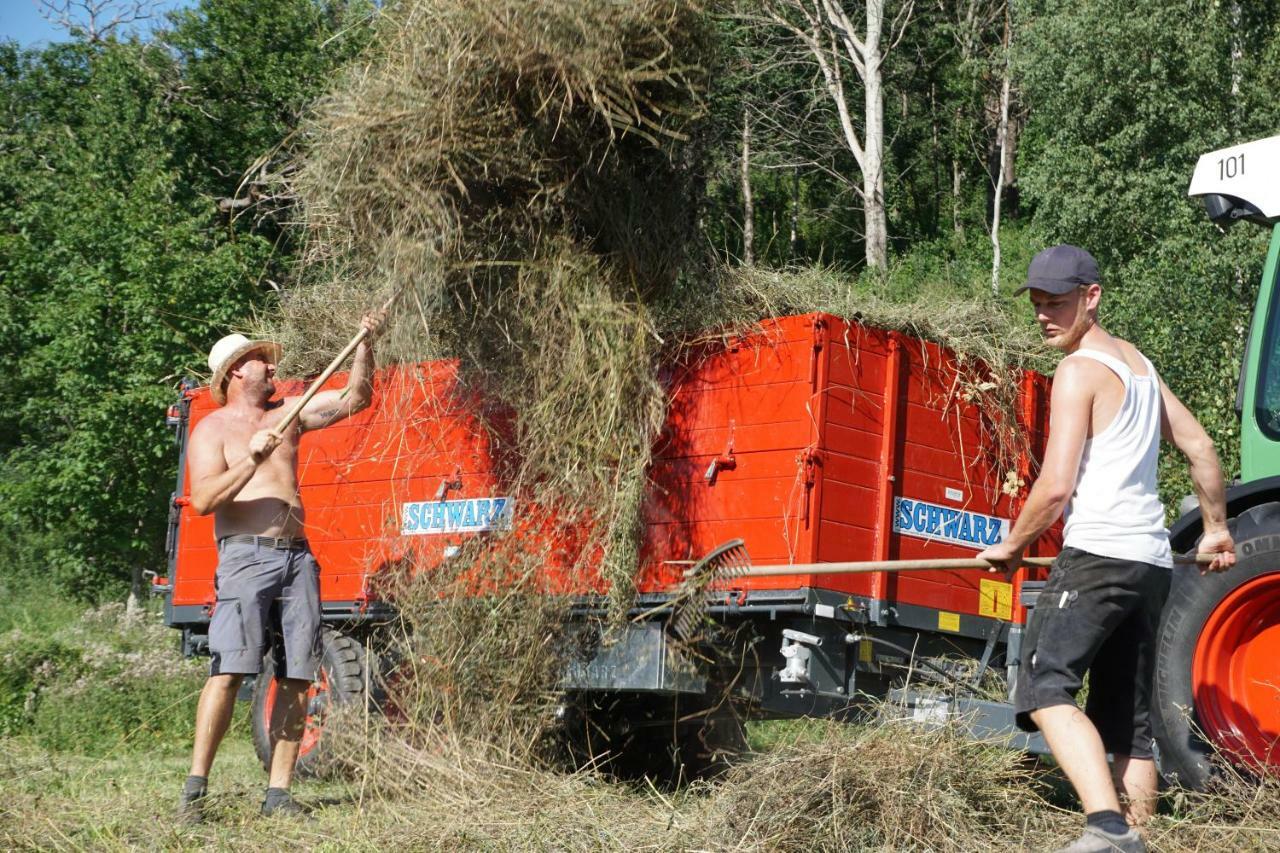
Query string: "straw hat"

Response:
xmin=207 ymin=333 xmax=283 ymax=405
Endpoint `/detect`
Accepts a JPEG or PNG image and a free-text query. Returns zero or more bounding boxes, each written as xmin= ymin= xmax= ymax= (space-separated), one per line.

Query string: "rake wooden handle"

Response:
xmin=725 ymin=553 xmax=1214 ymax=579
xmin=271 ymin=286 xmax=406 ymax=437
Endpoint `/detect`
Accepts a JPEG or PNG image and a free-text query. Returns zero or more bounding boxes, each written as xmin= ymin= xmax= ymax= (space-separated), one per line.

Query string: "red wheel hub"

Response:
xmin=262 ymin=669 xmax=331 ymax=758
xmin=1192 ymin=573 xmax=1280 ymax=770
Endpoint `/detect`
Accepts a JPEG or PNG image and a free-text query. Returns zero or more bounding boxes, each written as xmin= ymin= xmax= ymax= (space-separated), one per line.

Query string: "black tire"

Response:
xmin=1153 ymin=502 xmax=1280 ymax=789
xmin=251 ymin=627 xmax=371 ymax=778
xmin=556 ymin=690 xmax=747 ymax=786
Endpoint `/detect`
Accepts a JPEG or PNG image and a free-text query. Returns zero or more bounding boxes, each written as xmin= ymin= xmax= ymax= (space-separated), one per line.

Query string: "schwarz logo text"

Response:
xmin=401 ymin=497 xmax=513 ymax=536
xmin=892 ymin=497 xmax=1007 ymax=549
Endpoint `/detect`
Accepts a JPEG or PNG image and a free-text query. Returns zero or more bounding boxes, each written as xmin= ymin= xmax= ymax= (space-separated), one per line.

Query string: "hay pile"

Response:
xmin=267 ymin=0 xmax=714 ymax=610
xmin=698 ymin=719 xmax=1067 ymax=850
xmin=325 ymin=707 xmax=1280 ymax=851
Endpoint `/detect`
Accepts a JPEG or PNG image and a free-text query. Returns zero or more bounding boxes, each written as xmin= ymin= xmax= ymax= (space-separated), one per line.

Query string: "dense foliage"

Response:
xmin=0 ymin=1 xmax=372 ymax=599
xmin=1017 ymin=0 xmax=1280 ymax=500
xmin=1 ymin=0 xmax=1277 ymax=599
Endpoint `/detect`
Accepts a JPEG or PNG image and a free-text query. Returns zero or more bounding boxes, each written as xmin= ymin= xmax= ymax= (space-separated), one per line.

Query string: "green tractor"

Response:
xmin=1156 ymin=134 xmax=1280 ymax=786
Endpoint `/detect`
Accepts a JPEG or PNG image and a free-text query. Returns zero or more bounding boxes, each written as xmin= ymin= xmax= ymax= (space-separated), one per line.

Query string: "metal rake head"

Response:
xmin=671 ymin=538 xmax=753 ymax=642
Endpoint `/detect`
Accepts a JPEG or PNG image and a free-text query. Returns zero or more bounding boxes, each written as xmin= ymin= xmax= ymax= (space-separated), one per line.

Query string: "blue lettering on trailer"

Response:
xmin=892 ymin=497 xmax=1008 ymax=550
xmin=401 ymin=497 xmax=514 ymax=535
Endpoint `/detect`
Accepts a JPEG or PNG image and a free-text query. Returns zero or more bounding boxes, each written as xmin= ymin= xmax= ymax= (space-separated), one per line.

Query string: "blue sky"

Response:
xmin=0 ymin=1 xmax=192 ymax=46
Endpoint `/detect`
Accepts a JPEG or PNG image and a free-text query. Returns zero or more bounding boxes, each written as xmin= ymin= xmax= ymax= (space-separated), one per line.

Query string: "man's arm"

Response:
xmin=294 ymin=314 xmax=381 ymax=432
xmin=977 ymin=358 xmax=1094 ymax=571
xmin=187 ymin=421 xmax=280 ymax=516
xmin=1159 ymin=381 xmax=1236 ymax=573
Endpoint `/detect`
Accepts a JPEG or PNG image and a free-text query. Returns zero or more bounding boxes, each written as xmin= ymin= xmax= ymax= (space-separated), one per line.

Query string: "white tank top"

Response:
xmin=1060 ymin=348 xmax=1172 ymax=568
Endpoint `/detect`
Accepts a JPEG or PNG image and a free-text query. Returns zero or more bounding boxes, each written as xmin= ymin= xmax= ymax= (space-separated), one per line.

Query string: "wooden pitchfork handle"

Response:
xmin=720 ymin=553 xmax=1215 ymax=580
xmin=270 ymin=286 xmax=406 ymax=438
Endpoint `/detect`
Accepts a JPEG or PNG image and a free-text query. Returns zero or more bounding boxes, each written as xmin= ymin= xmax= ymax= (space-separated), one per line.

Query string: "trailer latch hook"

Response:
xmin=704 ymin=422 xmax=737 ymax=484
xmin=435 ymin=465 xmax=463 ymax=501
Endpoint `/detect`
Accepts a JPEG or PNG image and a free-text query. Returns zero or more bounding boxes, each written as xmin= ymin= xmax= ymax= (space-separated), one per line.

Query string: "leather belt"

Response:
xmin=218 ymin=534 xmax=309 ymax=551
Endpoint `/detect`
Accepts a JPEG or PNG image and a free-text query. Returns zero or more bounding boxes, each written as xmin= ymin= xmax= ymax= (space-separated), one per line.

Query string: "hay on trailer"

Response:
xmin=661 ymin=264 xmax=1051 ymax=491
xmin=255 ymin=0 xmax=1043 ymax=618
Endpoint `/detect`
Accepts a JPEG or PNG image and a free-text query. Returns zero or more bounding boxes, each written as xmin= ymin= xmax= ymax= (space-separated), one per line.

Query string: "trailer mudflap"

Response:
xmin=563 ymin=621 xmax=706 ymax=694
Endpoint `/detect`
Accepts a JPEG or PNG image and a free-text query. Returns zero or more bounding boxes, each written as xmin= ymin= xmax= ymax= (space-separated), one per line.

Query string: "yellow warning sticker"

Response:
xmin=859 ymin=639 xmax=873 ymax=664
xmin=978 ymin=579 xmax=1014 ymax=621
xmin=938 ymin=611 xmax=961 ymax=632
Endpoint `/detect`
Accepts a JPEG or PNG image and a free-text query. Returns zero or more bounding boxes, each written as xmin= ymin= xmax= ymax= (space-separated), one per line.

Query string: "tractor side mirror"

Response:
xmin=1202 ymin=193 xmax=1268 ymax=228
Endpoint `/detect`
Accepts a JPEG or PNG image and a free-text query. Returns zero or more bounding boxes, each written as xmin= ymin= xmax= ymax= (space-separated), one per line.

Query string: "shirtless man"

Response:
xmin=977 ymin=245 xmax=1235 ymax=853
xmin=177 ymin=315 xmax=380 ymax=822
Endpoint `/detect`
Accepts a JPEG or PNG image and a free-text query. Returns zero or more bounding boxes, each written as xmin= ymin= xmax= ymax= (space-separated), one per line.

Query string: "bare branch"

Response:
xmin=760 ymin=2 xmax=866 ymax=170
xmin=819 ymin=0 xmax=867 ymax=77
xmin=887 ymin=0 xmax=916 ymax=54
xmin=822 ymin=25 xmax=867 ymax=170
xmin=37 ymin=0 xmax=156 ymax=44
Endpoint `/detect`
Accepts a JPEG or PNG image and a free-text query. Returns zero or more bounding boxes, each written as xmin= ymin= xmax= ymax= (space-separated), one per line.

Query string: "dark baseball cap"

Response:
xmin=1014 ymin=244 xmax=1100 ymax=295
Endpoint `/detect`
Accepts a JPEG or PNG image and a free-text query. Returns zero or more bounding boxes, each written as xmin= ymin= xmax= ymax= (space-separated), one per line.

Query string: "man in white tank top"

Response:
xmin=978 ymin=245 xmax=1236 ymax=853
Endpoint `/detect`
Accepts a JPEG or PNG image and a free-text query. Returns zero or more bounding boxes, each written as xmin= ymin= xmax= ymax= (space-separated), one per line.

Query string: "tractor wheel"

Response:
xmin=556 ymin=691 xmax=747 ymax=786
xmin=1153 ymin=502 xmax=1280 ymax=788
xmin=251 ymin=627 xmax=371 ymax=778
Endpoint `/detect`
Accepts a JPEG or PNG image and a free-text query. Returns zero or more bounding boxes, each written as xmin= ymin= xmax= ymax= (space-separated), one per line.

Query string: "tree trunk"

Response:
xmin=1230 ymin=1 xmax=1242 ymax=100
xmin=741 ymin=106 xmax=754 ymax=266
xmin=790 ymin=167 xmax=800 ymax=259
xmin=990 ymin=5 xmax=1011 ymax=296
xmin=763 ymin=0 xmax=906 ymax=269
xmin=863 ymin=0 xmax=887 ymax=270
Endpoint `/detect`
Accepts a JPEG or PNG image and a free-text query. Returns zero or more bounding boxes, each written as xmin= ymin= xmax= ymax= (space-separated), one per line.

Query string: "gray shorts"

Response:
xmin=208 ymin=539 xmax=321 ymax=681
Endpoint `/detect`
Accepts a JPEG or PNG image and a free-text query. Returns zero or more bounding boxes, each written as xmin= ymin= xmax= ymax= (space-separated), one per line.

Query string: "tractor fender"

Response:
xmin=1153 ymin=501 xmax=1280 ymax=788
xmin=1168 ymin=475 xmax=1280 ymax=553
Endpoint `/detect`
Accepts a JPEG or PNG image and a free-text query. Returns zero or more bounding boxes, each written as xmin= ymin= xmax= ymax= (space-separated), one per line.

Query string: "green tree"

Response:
xmin=1016 ymin=0 xmax=1280 ymax=505
xmin=0 ymin=1 xmax=375 ymax=600
xmin=165 ymin=0 xmax=375 ymax=199
xmin=0 ymin=39 xmax=272 ymax=599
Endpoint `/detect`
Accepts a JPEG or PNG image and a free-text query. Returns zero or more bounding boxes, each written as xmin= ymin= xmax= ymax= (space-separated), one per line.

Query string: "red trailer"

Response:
xmin=159 ymin=312 xmax=1059 ymax=774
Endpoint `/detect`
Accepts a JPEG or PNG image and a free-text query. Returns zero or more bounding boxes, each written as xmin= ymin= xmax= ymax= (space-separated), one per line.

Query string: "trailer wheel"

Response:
xmin=1153 ymin=502 xmax=1280 ymax=788
xmin=251 ymin=627 xmax=370 ymax=777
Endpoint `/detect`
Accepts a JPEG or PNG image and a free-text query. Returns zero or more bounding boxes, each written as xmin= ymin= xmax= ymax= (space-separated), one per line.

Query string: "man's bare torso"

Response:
xmin=200 ymin=400 xmax=305 ymax=539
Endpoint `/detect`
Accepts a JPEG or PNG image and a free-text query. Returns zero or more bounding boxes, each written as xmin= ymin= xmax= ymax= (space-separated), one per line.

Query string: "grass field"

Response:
xmin=0 ymin=735 xmax=370 ymax=851
xmin=3 ymin=714 xmax=1278 ymax=852
xmin=0 ymin=717 xmax=1045 ymax=852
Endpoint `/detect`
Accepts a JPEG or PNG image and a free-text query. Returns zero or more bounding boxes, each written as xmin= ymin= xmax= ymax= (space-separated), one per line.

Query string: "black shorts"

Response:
xmin=1014 ymin=547 xmax=1171 ymax=759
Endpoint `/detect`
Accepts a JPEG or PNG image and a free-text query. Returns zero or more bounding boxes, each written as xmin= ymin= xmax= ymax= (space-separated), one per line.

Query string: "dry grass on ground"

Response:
xmin=5 ymin=717 xmax=1280 ymax=851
